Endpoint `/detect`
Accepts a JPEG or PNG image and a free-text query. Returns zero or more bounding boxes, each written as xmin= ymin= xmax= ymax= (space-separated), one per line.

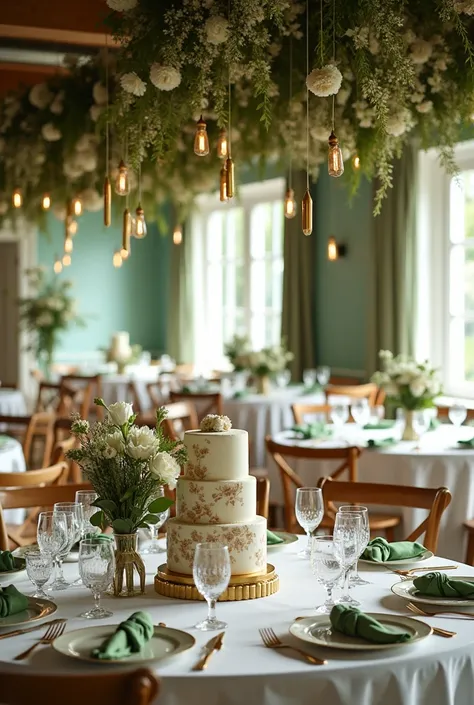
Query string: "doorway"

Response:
xmin=0 ymin=241 xmax=20 ymax=386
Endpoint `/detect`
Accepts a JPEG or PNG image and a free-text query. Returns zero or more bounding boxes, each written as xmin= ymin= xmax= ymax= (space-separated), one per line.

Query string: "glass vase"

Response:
xmin=256 ymin=375 xmax=271 ymax=395
xmin=402 ymin=410 xmax=419 ymax=441
xmin=113 ymin=533 xmax=146 ymax=597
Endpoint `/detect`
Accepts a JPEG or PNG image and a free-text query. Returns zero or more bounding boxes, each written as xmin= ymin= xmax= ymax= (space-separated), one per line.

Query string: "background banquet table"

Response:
xmin=1 ymin=537 xmax=473 ymax=705
xmin=268 ymin=424 xmax=474 ymax=562
xmin=0 ymin=389 xmax=27 ymax=416
xmin=100 ymin=367 xmax=161 ymax=409
xmin=0 ymin=435 xmax=26 ymax=524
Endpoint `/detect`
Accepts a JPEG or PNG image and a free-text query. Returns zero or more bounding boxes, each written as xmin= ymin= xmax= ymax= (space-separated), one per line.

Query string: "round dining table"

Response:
xmin=0 ymin=435 xmax=26 ymax=524
xmin=0 ymin=389 xmax=27 ymax=416
xmin=267 ymin=424 xmax=474 ymax=562
xmin=0 ymin=537 xmax=473 ymax=705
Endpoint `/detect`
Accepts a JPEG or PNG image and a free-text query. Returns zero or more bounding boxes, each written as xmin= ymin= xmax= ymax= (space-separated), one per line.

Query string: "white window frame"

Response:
xmin=190 ymin=177 xmax=285 ymax=370
xmin=417 ymin=139 xmax=474 ymax=398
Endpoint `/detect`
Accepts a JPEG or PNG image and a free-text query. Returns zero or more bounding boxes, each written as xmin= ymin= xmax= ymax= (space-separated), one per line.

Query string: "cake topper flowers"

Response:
xmin=200 ymin=414 xmax=232 ymax=433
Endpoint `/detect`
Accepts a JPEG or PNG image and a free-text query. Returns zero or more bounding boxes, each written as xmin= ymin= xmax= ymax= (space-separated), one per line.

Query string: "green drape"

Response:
xmin=166 ymin=224 xmax=195 ymax=363
xmin=367 ymin=144 xmax=418 ymax=374
xmin=281 ymin=171 xmax=316 ymax=381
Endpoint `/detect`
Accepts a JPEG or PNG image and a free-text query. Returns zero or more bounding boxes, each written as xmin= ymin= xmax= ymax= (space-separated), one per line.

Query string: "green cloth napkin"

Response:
xmin=92 ymin=611 xmax=154 ymax=660
xmin=362 ymin=537 xmax=426 ymax=562
xmin=458 ymin=438 xmax=474 ymax=448
xmin=413 ymin=572 xmax=474 ymax=599
xmin=364 ymin=420 xmax=395 ymax=430
xmin=0 ymin=551 xmax=16 ymax=571
xmin=429 ymin=418 xmax=440 ymax=431
xmin=300 ymin=384 xmax=322 ymax=396
xmin=267 ymin=530 xmax=284 ymax=545
xmin=291 ymin=423 xmax=330 ymax=440
xmin=0 ymin=585 xmax=29 ymax=618
xmin=233 ymin=390 xmax=249 ymax=399
xmin=366 ymin=437 xmax=397 ymax=449
xmin=330 ymin=605 xmax=412 ymax=644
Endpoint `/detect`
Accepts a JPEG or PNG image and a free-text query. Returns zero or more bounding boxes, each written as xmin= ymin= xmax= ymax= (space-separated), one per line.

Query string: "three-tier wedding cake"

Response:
xmin=166 ymin=415 xmax=267 ymax=576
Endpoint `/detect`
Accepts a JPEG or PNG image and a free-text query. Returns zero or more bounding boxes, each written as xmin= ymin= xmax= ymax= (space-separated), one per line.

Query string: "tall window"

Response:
xmin=191 ymin=178 xmax=285 ymax=369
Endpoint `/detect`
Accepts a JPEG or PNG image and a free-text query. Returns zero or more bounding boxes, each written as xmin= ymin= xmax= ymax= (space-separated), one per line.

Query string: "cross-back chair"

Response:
xmin=34 ymin=381 xmax=77 ymax=417
xmin=291 ymin=403 xmax=332 ymax=425
xmin=169 ymin=391 xmax=223 ymax=421
xmin=325 ymin=382 xmax=381 ymax=407
xmin=256 ymin=476 xmax=270 ymax=520
xmin=436 ymin=405 xmax=474 ymax=423
xmin=0 ymin=412 xmax=56 ymax=469
xmin=162 ymin=401 xmax=199 ymax=440
xmin=317 ymin=476 xmax=452 ymax=553
xmin=60 ymin=374 xmax=103 ymax=419
xmin=147 ymin=377 xmax=174 ymax=407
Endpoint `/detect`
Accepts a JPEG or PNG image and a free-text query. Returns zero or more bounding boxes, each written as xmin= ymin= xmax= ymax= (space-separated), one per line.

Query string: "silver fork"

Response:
xmin=14 ymin=621 xmax=66 ymax=661
xmin=258 ymin=627 xmax=327 ymax=665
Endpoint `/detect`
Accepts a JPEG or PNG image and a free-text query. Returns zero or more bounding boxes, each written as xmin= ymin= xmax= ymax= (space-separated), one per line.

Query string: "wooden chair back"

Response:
xmin=60 ymin=374 xmax=103 ymax=419
xmin=0 ymin=415 xmax=30 ymax=445
xmin=265 ymin=436 xmax=361 ymax=532
xmin=35 ymin=381 xmax=78 ymax=417
xmin=23 ymin=411 xmax=56 ymax=469
xmin=0 ymin=668 xmax=159 ymax=705
xmin=317 ymin=477 xmax=452 ymax=553
xmin=326 ymin=382 xmax=379 ymax=406
xmin=256 ymin=476 xmax=270 ymax=519
xmin=328 ymin=375 xmax=363 ymax=385
xmin=50 ymin=435 xmax=80 ymax=481
xmin=436 ymin=405 xmax=474 ymax=423
xmin=291 ymin=404 xmax=332 ymax=425
xmin=162 ymin=401 xmax=199 ymax=440
xmin=169 ymin=391 xmax=223 ymax=421
xmin=0 ymin=462 xmax=68 ymax=488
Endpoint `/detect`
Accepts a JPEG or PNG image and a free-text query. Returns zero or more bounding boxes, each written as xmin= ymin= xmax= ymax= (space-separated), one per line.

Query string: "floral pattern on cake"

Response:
xmin=168 ymin=525 xmax=260 ymax=569
xmin=178 ymin=481 xmax=245 ymax=524
xmin=186 ymin=443 xmax=210 ymax=479
xmin=211 ymin=483 xmax=244 ymax=507
xmin=179 ymin=498 xmax=221 ymax=524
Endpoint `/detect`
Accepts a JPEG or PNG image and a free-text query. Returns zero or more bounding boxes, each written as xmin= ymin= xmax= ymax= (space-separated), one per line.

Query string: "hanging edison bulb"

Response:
xmin=284 ymin=188 xmax=297 ymax=219
xmin=72 ymin=197 xmax=82 ymax=216
xmin=327 ymin=236 xmax=338 ymax=261
xmin=173 ymin=225 xmax=183 ymax=245
xmin=219 ymin=165 xmax=228 ymax=202
xmin=104 ymin=176 xmax=111 ymax=227
xmin=328 ymin=131 xmax=345 ymax=178
xmin=352 ymin=154 xmax=361 ymax=170
xmin=134 ymin=204 xmax=147 ymax=239
xmin=217 ymin=128 xmax=228 ymax=159
xmin=12 ymin=189 xmax=22 ymax=208
xmin=301 ymin=189 xmax=313 ymax=236
xmin=194 ymin=116 xmax=210 ymax=156
xmin=225 ymin=157 xmax=235 ymax=199
xmin=115 ymin=160 xmax=130 ymax=195
xmin=53 ymin=256 xmax=63 ymax=274
xmin=67 ymin=218 xmax=78 ymax=236
xmin=113 ymin=250 xmax=123 ymax=268
xmin=62 ymin=254 xmax=72 ymax=267
xmin=121 ymin=208 xmax=131 ymax=259
xmin=42 ymin=194 xmax=51 ymax=210
xmin=64 ymin=237 xmax=73 ymax=254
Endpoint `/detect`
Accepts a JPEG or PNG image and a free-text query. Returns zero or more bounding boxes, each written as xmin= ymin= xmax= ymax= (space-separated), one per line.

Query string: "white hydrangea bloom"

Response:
xmin=76 ymin=133 xmax=98 ymax=152
xmin=386 ymin=110 xmax=412 ymax=137
xmin=41 ymin=123 xmax=62 ymax=141
xmin=200 ymin=414 xmax=232 ymax=432
xmin=410 ymin=39 xmax=433 ymax=64
xmin=29 ymin=83 xmax=53 ymax=109
xmin=81 ymin=188 xmax=103 ymax=212
xmin=120 ymin=72 xmax=147 ymax=97
xmin=311 ymin=125 xmax=331 ymax=141
xmin=93 ymin=82 xmax=108 ymax=106
xmin=150 ymin=64 xmax=181 ymax=91
xmin=205 ymin=16 xmax=229 ymax=44
xmin=78 ymin=149 xmax=98 ymax=172
xmin=427 ymin=73 xmax=443 ymax=93
xmin=107 ymin=0 xmax=137 ymax=9
xmin=416 ymin=100 xmax=433 ymax=113
xmin=306 ymin=65 xmax=343 ymax=97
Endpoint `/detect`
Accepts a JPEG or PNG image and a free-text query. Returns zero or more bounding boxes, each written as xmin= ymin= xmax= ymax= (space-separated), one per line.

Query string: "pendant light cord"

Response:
xmin=332 ymin=0 xmax=335 ymax=131
xmin=228 ymin=0 xmax=232 ymax=158
xmin=289 ymin=36 xmax=293 ymax=191
xmin=105 ymin=36 xmax=110 ymax=177
xmin=306 ymin=0 xmax=309 ymax=190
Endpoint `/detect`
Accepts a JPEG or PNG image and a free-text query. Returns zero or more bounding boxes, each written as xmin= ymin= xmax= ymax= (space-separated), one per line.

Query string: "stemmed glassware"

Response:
xmin=275 ymin=369 xmax=291 ymax=389
xmin=48 ymin=504 xmax=82 ymax=590
xmin=78 ymin=538 xmax=115 ymax=619
xmin=142 ymin=488 xmax=170 ymax=555
xmin=295 ymin=487 xmax=324 ymax=558
xmin=303 ymin=369 xmax=317 ymax=389
xmin=75 ymin=490 xmax=99 ymax=535
xmin=316 ymin=366 xmax=331 ymax=386
xmin=333 ymin=512 xmax=362 ymax=605
xmin=24 ymin=548 xmax=53 ymax=599
xmin=338 ymin=505 xmax=370 ymax=586
xmin=412 ymin=410 xmax=430 ymax=449
xmin=54 ymin=502 xmax=84 ymax=587
xmin=351 ymin=399 xmax=371 ymax=428
xmin=449 ymin=404 xmax=467 ymax=428
xmin=330 ymin=404 xmax=349 ymax=431
xmin=310 ymin=536 xmax=344 ymax=613
xmin=193 ymin=543 xmax=231 ymax=631
xmin=37 ymin=511 xmax=69 ymax=590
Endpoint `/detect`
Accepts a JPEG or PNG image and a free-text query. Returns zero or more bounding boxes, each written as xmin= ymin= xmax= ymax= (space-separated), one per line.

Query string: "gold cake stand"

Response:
xmin=154 ymin=563 xmax=279 ymax=601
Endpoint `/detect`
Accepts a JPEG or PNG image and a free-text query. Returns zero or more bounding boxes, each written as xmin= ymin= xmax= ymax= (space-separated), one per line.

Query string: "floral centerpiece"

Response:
xmin=19 ymin=267 xmax=83 ymax=379
xmin=372 ymin=350 xmax=442 ymax=440
xmin=244 ymin=340 xmax=294 ymax=395
xmin=68 ymin=399 xmax=187 ymax=596
xmin=224 ymin=334 xmax=251 ymax=372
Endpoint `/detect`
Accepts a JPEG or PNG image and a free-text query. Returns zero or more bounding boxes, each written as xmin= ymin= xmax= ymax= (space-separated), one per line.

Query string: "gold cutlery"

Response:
xmin=14 ymin=621 xmax=66 ymax=661
xmin=405 ymin=601 xmax=474 ymax=619
xmin=0 ymin=618 xmax=66 ymax=641
xmin=192 ymin=631 xmax=225 ymax=671
xmin=388 ymin=565 xmax=458 ymax=578
xmin=259 ymin=627 xmax=327 ymax=665
xmin=295 ymin=613 xmax=455 ymax=639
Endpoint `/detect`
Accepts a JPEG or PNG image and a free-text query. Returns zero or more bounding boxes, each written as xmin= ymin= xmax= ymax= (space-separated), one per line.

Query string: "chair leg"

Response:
xmin=385 ymin=527 xmax=396 ymax=543
xmin=465 ymin=531 xmax=474 ymax=566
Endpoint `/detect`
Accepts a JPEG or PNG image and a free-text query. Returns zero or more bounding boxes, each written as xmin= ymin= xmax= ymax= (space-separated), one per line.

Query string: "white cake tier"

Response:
xmin=166 ymin=516 xmax=267 ymax=576
xmin=184 ymin=429 xmax=249 ymax=481
xmin=176 ymin=476 xmax=257 ymax=525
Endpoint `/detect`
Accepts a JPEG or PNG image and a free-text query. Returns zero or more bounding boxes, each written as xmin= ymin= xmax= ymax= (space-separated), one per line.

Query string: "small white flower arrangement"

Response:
xmin=205 ymin=16 xmax=229 ymax=45
xmin=371 ymin=350 xmax=441 ymax=410
xmin=200 ymin=414 xmax=232 ymax=433
xmin=68 ymin=400 xmax=187 ymax=534
xmin=120 ymin=72 xmax=147 ymax=97
xmin=149 ymin=64 xmax=182 ymax=91
xmin=306 ymin=65 xmax=343 ymax=98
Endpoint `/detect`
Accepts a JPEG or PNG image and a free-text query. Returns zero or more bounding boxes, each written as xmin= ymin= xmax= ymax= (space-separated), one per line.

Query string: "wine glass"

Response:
xmin=338 ymin=506 xmax=370 ymax=586
xmin=395 ymin=408 xmax=406 ymax=439
xmin=310 ymin=536 xmax=344 ymax=613
xmin=78 ymin=538 xmax=115 ymax=619
xmin=37 ymin=511 xmax=69 ymax=589
xmin=449 ymin=404 xmax=467 ymax=428
xmin=351 ymin=399 xmax=371 ymax=428
xmin=193 ymin=543 xmax=231 ymax=631
xmin=75 ymin=490 xmax=99 ymax=535
xmin=275 ymin=369 xmax=291 ymax=389
xmin=25 ymin=548 xmax=53 ymax=599
xmin=295 ymin=487 xmax=324 ymax=558
xmin=303 ymin=369 xmax=317 ymax=389
xmin=412 ymin=409 xmax=430 ymax=449
xmin=142 ymin=488 xmax=170 ymax=555
xmin=54 ymin=502 xmax=84 ymax=586
xmin=48 ymin=507 xmax=81 ymax=590
xmin=371 ymin=405 xmax=385 ymax=423
xmin=330 ymin=404 xmax=349 ymax=429
xmin=333 ymin=512 xmax=362 ymax=605
xmin=316 ymin=366 xmax=331 ymax=386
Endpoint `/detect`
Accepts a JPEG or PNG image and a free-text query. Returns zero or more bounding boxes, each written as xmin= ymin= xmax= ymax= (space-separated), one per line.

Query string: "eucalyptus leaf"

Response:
xmin=94 ymin=499 xmax=118 ymax=513
xmin=111 ymin=518 xmax=134 ymax=534
xmin=90 ymin=510 xmax=104 ymax=528
xmin=142 ymin=513 xmax=159 ymax=524
xmin=148 ymin=497 xmax=173 ymax=513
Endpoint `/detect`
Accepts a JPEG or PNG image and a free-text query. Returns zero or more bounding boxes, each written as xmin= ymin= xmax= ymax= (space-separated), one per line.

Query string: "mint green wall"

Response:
xmin=38 ymin=211 xmax=171 ymax=357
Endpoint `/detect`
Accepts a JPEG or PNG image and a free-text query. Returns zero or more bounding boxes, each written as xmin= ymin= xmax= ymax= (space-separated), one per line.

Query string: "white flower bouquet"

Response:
xmin=68 ymin=399 xmax=187 ymax=534
xmin=246 ymin=340 xmax=294 ymax=378
xmin=372 ymin=350 xmax=441 ymax=410
xmin=224 ymin=334 xmax=251 ymax=372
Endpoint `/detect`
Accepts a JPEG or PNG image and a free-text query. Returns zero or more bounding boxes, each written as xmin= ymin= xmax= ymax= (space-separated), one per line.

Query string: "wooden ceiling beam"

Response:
xmin=0 ymin=25 xmax=116 ymax=48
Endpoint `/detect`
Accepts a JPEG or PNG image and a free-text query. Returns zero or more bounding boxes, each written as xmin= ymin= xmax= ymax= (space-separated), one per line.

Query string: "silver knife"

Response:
xmin=192 ymin=631 xmax=225 ymax=671
xmin=0 ymin=618 xmax=67 ymax=640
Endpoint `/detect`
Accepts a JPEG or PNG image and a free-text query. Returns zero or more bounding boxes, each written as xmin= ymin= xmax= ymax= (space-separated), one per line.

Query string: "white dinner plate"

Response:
xmin=359 ymin=550 xmax=434 ymax=567
xmin=289 ymin=614 xmax=432 ymax=651
xmin=391 ymin=576 xmax=474 ymax=607
xmin=0 ymin=597 xmax=57 ymax=628
xmin=267 ymin=532 xmax=299 ymax=551
xmin=52 ymin=624 xmax=195 ymax=664
xmin=13 ymin=545 xmax=79 ymax=563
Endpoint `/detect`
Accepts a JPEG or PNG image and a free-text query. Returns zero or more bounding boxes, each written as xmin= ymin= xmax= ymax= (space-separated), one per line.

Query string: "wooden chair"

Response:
xmin=318 ymin=477 xmax=452 ymax=554
xmin=23 ymin=411 xmax=56 ymax=469
xmin=162 ymin=401 xmax=199 ymax=440
xmin=50 ymin=434 xmax=80 ymax=481
xmin=463 ymin=520 xmax=474 ymax=565
xmin=292 ymin=403 xmax=332 ymax=425
xmin=256 ymin=476 xmax=270 ymax=519
xmin=325 ymin=382 xmax=380 ymax=407
xmin=0 ymin=668 xmax=159 ymax=705
xmin=265 ymin=436 xmax=400 ymax=537
xmin=0 ymin=480 xmax=91 ymax=551
xmin=34 ymin=381 xmax=77 ymax=417
xmin=328 ymin=375 xmax=363 ymax=385
xmin=60 ymin=373 xmax=103 ymax=419
xmin=169 ymin=391 xmax=223 ymax=421
xmin=436 ymin=406 xmax=474 ymax=423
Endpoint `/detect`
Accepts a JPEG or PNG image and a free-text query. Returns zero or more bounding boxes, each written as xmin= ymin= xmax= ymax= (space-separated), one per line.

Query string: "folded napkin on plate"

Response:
xmin=291 ymin=423 xmax=329 ymax=440
xmin=413 ymin=572 xmax=474 ymax=599
xmin=300 ymin=385 xmax=322 ymax=396
xmin=363 ymin=420 xmax=395 ymax=430
xmin=233 ymin=390 xmax=249 ymax=399
xmin=0 ymin=585 xmax=29 ymax=617
xmin=457 ymin=438 xmax=474 ymax=448
xmin=366 ymin=438 xmax=397 ymax=449
xmin=267 ymin=530 xmax=284 ymax=545
xmin=362 ymin=537 xmax=426 ymax=562
xmin=0 ymin=551 xmax=16 ymax=571
xmin=92 ymin=611 xmax=154 ymax=660
xmin=330 ymin=605 xmax=412 ymax=644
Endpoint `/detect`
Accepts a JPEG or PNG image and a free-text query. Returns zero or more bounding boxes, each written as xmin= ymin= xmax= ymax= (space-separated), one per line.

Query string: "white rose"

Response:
xmin=205 ymin=16 xmax=229 ymax=45
xmin=126 ymin=426 xmax=158 ymax=460
xmin=306 ymin=65 xmax=342 ymax=97
xmin=50 ymin=91 xmax=64 ymax=115
xmin=108 ymin=401 xmax=133 ymax=426
xmin=409 ymin=379 xmax=426 ymax=398
xmin=106 ymin=430 xmax=125 ymax=454
xmin=149 ymin=451 xmax=181 ymax=489
xmin=93 ymin=82 xmax=108 ymax=106
xmin=41 ymin=123 xmax=62 ymax=141
xmin=120 ymin=72 xmax=147 ymax=97
xmin=149 ymin=64 xmax=182 ymax=91
xmin=107 ymin=0 xmax=137 ymax=10
xmin=29 ymin=83 xmax=53 ymax=109
xmin=410 ymin=39 xmax=433 ymax=65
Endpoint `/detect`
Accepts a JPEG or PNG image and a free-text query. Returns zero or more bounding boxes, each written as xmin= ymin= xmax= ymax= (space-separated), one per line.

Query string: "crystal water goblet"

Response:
xmin=310 ymin=536 xmax=344 ymax=613
xmin=142 ymin=488 xmax=170 ymax=555
xmin=78 ymin=538 xmax=115 ymax=619
xmin=333 ymin=512 xmax=362 ymax=605
xmin=303 ymin=369 xmax=317 ymax=389
xmin=351 ymin=399 xmax=371 ymax=428
xmin=275 ymin=369 xmax=291 ymax=389
xmin=295 ymin=487 xmax=324 ymax=558
xmin=54 ymin=502 xmax=84 ymax=586
xmin=412 ymin=409 xmax=430 ymax=450
xmin=316 ymin=366 xmax=331 ymax=386
xmin=330 ymin=404 xmax=349 ymax=431
xmin=193 ymin=543 xmax=231 ymax=631
xmin=37 ymin=511 xmax=68 ymax=589
xmin=75 ymin=490 xmax=99 ymax=535
xmin=48 ymin=506 xmax=81 ymax=590
xmin=395 ymin=408 xmax=406 ymax=440
xmin=449 ymin=404 xmax=467 ymax=428
xmin=338 ymin=506 xmax=370 ymax=586
xmin=25 ymin=548 xmax=53 ymax=599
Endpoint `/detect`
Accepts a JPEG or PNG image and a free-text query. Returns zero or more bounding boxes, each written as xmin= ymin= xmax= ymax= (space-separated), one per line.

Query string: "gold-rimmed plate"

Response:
xmin=52 ymin=625 xmax=195 ymax=664
xmin=267 ymin=532 xmax=298 ymax=551
xmin=391 ymin=576 xmax=474 ymax=607
xmin=0 ymin=597 xmax=57 ymax=628
xmin=359 ymin=550 xmax=434 ymax=567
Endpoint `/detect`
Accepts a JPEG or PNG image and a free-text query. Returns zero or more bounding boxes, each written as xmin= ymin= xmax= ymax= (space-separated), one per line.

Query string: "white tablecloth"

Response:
xmin=101 ymin=368 xmax=161 ymax=409
xmin=0 ymin=389 xmax=27 ymax=416
xmin=0 ymin=436 xmax=26 ymax=524
xmin=268 ymin=424 xmax=474 ymax=562
xmin=1 ymin=538 xmax=473 ymax=705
